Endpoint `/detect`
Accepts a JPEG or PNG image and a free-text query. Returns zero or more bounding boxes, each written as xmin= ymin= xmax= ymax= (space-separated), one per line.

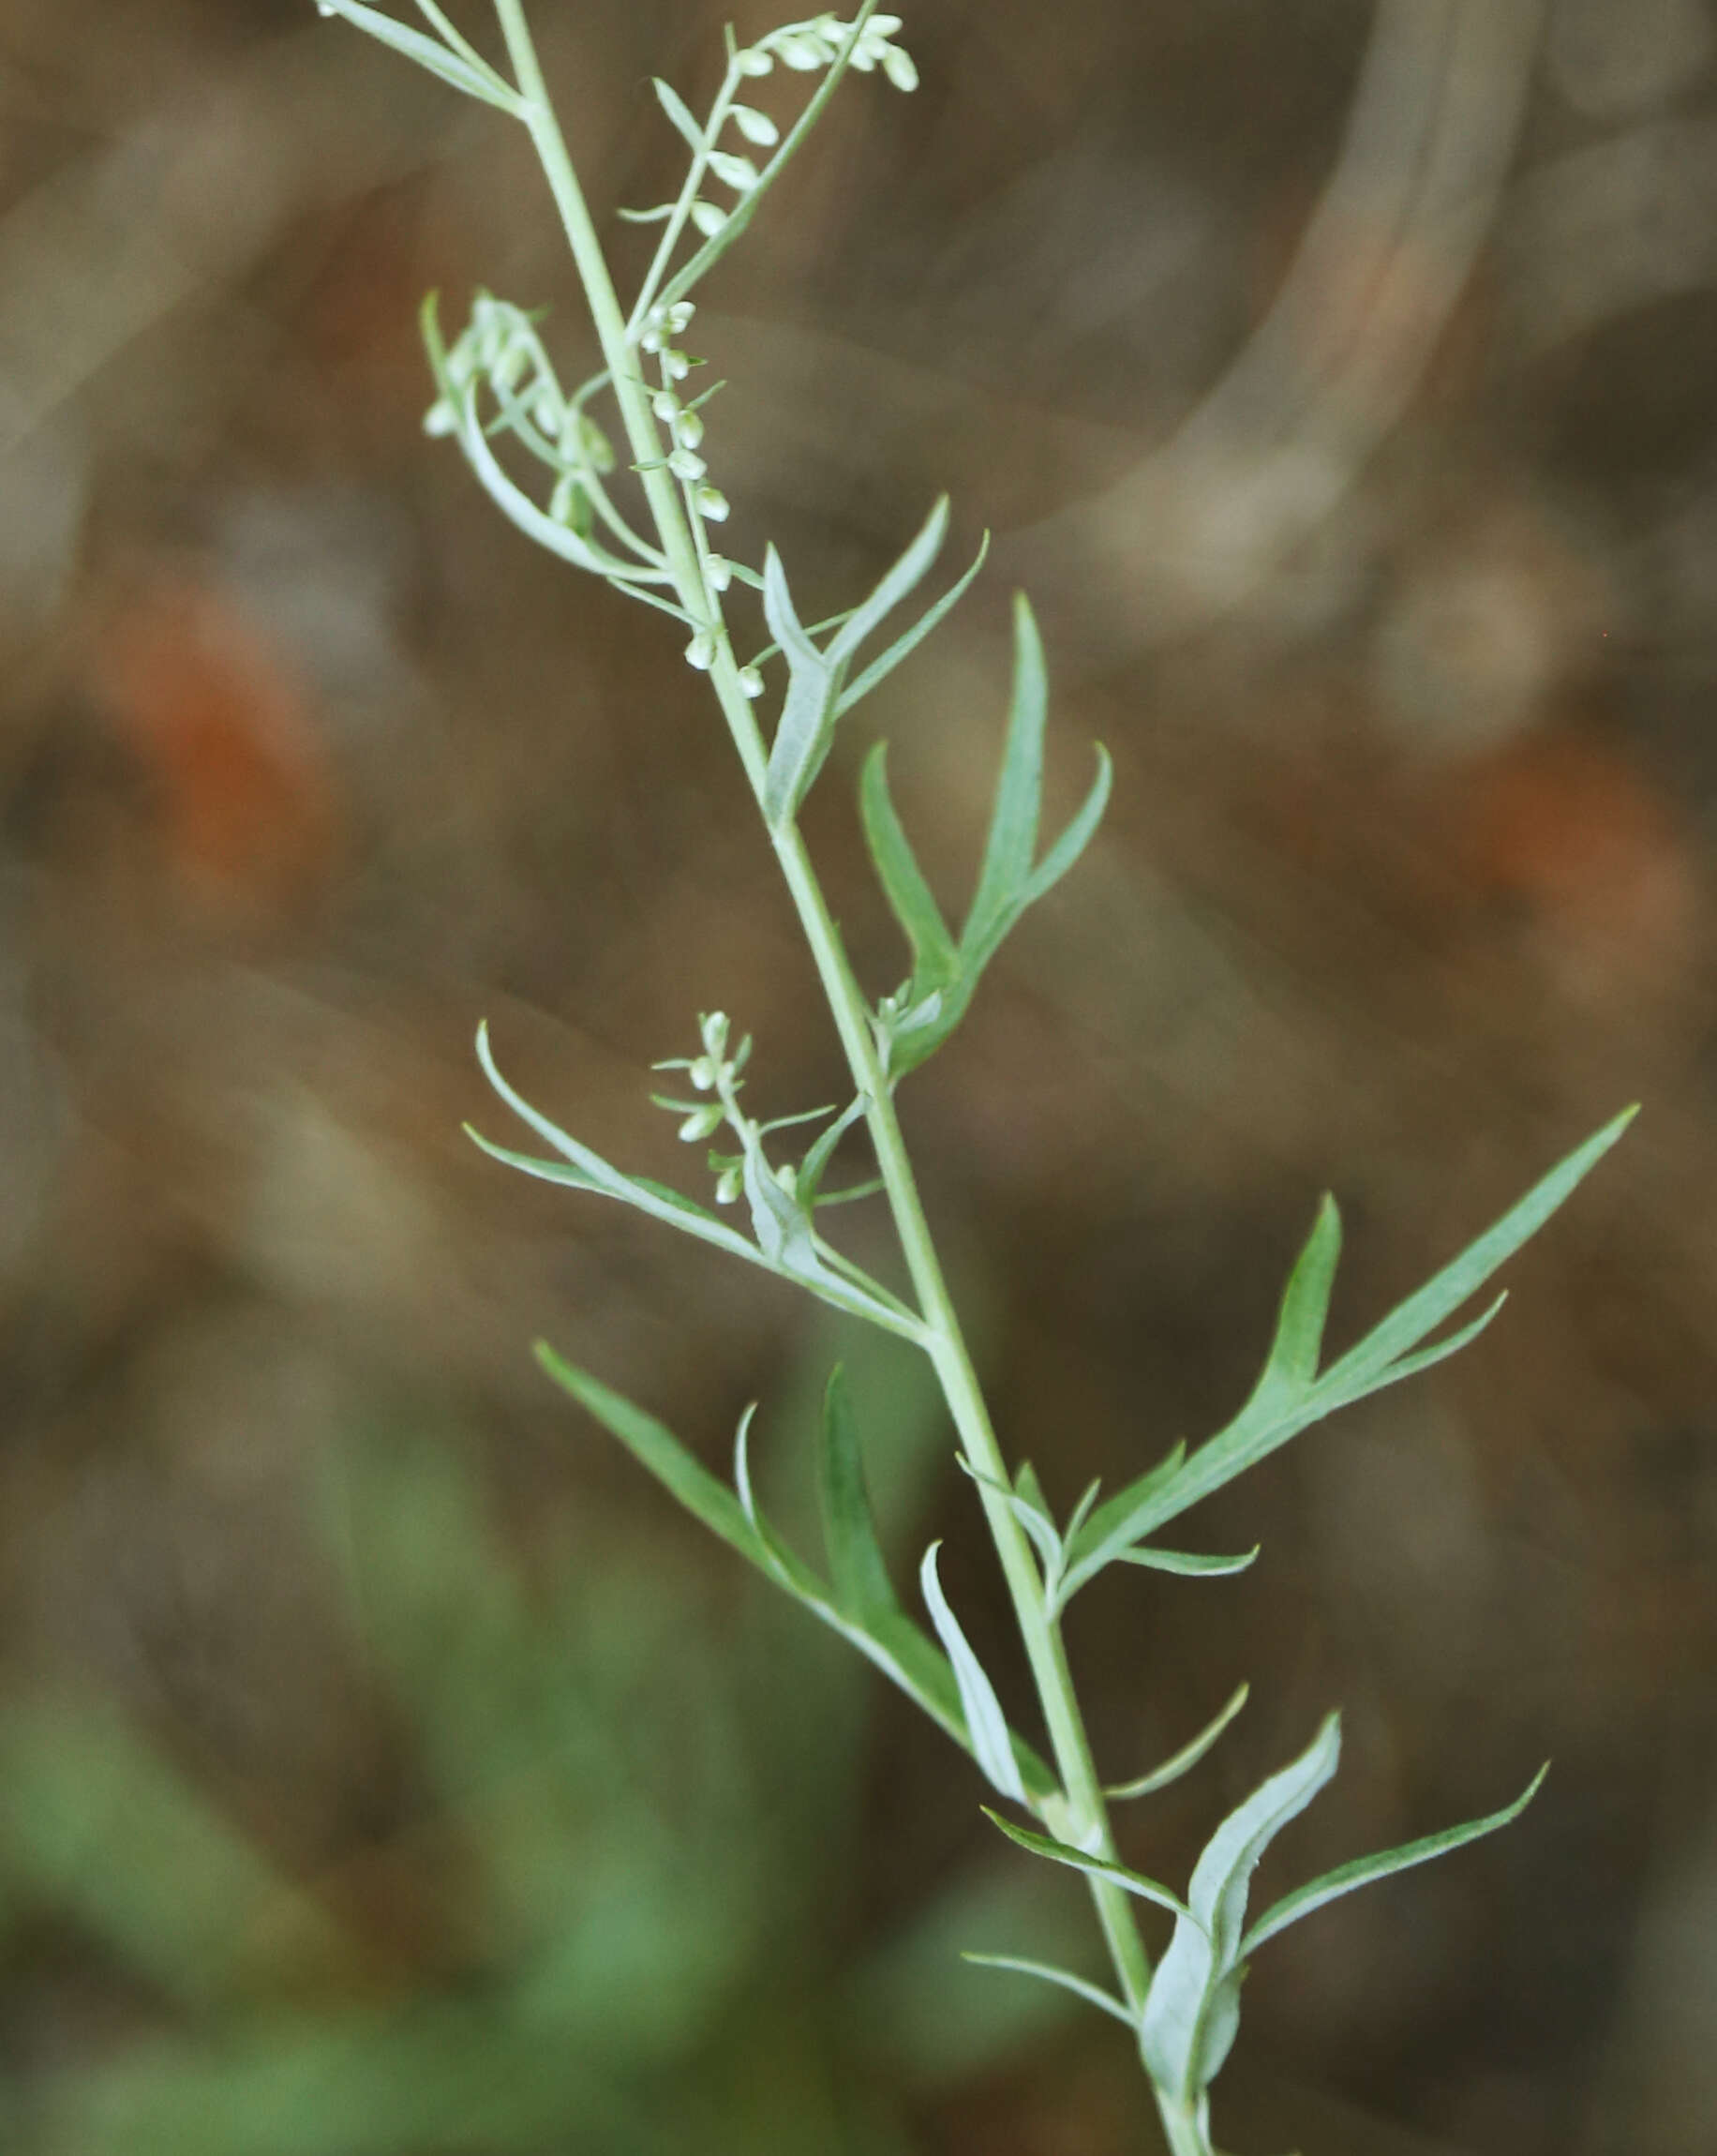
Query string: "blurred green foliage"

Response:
xmin=0 ymin=1325 xmax=1102 ymax=2156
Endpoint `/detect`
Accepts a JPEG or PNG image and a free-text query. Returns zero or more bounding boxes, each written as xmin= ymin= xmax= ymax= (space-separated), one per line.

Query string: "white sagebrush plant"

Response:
xmin=314 ymin=7 xmax=1633 ymax=2149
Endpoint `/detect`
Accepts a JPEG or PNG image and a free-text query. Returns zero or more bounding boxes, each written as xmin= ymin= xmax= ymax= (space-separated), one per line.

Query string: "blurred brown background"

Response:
xmin=0 ymin=2 xmax=1714 ymax=2152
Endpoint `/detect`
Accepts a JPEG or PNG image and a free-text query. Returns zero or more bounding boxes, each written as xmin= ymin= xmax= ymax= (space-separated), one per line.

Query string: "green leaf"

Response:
xmin=538 ymin=1348 xmax=772 ymax=1568
xmin=1107 ymin=1683 xmax=1250 ymax=1803
xmin=817 ymin=1366 xmax=900 ymax=1626
xmin=1321 ymin=1107 xmax=1635 ymax=1399
xmin=960 ymin=1953 xmax=1134 ymax=2028
xmin=980 ymin=1809 xmax=1195 ymax=1924
xmin=827 ymin=498 xmax=950 ymax=666
xmin=472 ymin=1026 xmax=921 ymax=1339
xmin=652 ymin=76 xmax=706 ymax=153
xmin=318 ymin=0 xmax=521 ymax=109
xmin=1242 ymin=1764 xmax=1548 ymax=1956
xmin=796 ymin=1094 xmax=867 ymax=1212
xmin=837 ymin=531 xmax=991 ymax=713
xmin=1060 ymin=1111 xmax=1635 ymax=1605
xmin=1141 ymin=1715 xmax=1340 ymax=2102
xmin=921 ymin=1544 xmax=1027 ymax=1803
xmin=860 ymin=742 xmax=959 ymax=987
xmin=1261 ymin=1194 xmax=1340 ymax=1392
xmin=957 ymin=1453 xmax=1063 ymax=1579
xmin=760 ymin=544 xmax=839 ymax=829
xmin=966 ymin=593 xmax=1049 ymax=951
xmin=1112 ymin=1545 xmax=1258 ymax=1579
xmin=540 ymin=1352 xmax=1055 ymax=1803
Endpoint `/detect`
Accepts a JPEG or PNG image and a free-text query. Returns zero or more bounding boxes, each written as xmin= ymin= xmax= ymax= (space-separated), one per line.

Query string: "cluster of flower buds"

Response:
xmin=638 ymin=301 xmax=732 ymax=535
xmin=423 ymin=292 xmax=618 ymax=543
xmin=736 ymin=12 xmax=917 ymax=91
xmin=651 ymin=1013 xmax=752 ymax=1173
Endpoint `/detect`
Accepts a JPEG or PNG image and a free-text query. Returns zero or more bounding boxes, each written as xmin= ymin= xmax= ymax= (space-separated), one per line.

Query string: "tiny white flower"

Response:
xmin=737 ymin=664 xmax=765 ymax=698
xmin=695 ymin=484 xmax=730 ymax=522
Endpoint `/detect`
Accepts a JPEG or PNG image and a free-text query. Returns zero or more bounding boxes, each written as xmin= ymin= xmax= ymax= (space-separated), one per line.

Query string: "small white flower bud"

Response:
xmin=736 ymin=47 xmax=774 ymax=75
xmin=689 ymin=201 xmax=728 ymax=238
xmin=684 ymin=631 xmax=715 ymax=672
xmin=651 ymin=389 xmax=679 ymax=422
xmin=715 ymin=1163 xmax=743 ymax=1204
xmin=662 ymin=349 xmax=692 ymax=382
xmin=678 ymin=1104 xmax=724 ymax=1143
xmin=736 ymin=665 xmax=765 ymax=699
xmin=700 ymin=1011 xmax=730 ymax=1057
xmin=675 ymin=409 xmax=705 ymax=450
xmin=729 ymin=104 xmax=780 ymax=147
xmin=689 ymin=1055 xmax=717 ymax=1090
xmin=705 ymin=555 xmax=733 ymax=593
xmin=667 ymin=446 xmax=708 ymax=483
xmin=694 ymin=485 xmax=730 ymax=522
xmin=423 ymin=399 xmax=456 ymax=438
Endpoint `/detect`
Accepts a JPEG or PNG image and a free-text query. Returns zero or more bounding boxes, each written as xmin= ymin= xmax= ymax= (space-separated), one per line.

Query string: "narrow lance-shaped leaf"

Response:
xmin=1107 ymin=1683 xmax=1250 ymax=1803
xmin=1261 ymin=1192 xmax=1340 ymax=1393
xmin=1141 ymin=1715 xmax=1340 ymax=2103
xmin=920 ymin=1544 xmax=1026 ymax=1804
xmin=1242 ymin=1763 xmax=1548 ymax=1956
xmin=966 ymin=593 xmax=1048 ymax=947
xmin=1320 ymin=1106 xmax=1636 ymax=1400
xmin=837 ymin=531 xmax=991 ymax=714
xmin=826 ymin=497 xmax=949 ymax=666
xmin=317 ymin=0 xmax=522 ymax=109
xmin=817 ymin=1366 xmax=899 ymax=1626
xmin=1112 ymin=1544 xmax=1258 ymax=1580
xmin=1061 ymin=1109 xmax=1635 ymax=1601
xmin=1013 ymin=744 xmax=1112 ymax=914
xmin=472 ymin=1026 xmax=921 ymax=1340
xmin=981 ymin=1807 xmax=1195 ymax=1925
xmin=652 ymin=76 xmax=706 ymax=153
xmin=537 ymin=1351 xmax=1056 ymax=1802
xmin=860 ymin=743 xmax=959 ymax=989
xmin=796 ymin=1094 xmax=868 ymax=1213
xmin=760 ymin=544 xmax=837 ymax=829
xmin=960 ymin=1953 xmax=1133 ymax=2028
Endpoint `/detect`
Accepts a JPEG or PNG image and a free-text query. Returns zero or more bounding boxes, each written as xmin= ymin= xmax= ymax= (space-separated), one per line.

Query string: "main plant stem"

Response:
xmin=493 ymin=0 xmax=1151 ymax=2025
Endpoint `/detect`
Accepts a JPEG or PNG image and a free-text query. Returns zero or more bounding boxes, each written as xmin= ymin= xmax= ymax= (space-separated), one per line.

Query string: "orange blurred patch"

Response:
xmin=93 ymin=575 xmax=341 ymax=921
xmin=1455 ymin=731 xmax=1700 ymax=1001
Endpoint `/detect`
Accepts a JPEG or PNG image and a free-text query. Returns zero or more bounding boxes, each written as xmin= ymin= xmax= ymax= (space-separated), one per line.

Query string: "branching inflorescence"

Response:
xmin=313 ymin=7 xmax=1633 ymax=2150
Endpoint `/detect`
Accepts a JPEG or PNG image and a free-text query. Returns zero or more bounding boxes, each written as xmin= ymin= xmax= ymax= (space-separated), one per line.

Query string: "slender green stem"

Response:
xmin=491 ymin=0 xmax=1152 ymax=2038
xmin=1156 ymin=2094 xmax=1209 ymax=2156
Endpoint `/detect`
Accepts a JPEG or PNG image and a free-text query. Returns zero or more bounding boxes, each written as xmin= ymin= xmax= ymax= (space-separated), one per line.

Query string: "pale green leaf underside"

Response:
xmin=921 ymin=1544 xmax=1027 ymax=1804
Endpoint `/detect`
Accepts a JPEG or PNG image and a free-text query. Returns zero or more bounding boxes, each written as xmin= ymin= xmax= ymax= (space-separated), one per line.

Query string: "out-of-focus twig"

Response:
xmin=998 ymin=0 xmax=1545 ymax=658
xmin=0 ymin=26 xmax=467 ymax=461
